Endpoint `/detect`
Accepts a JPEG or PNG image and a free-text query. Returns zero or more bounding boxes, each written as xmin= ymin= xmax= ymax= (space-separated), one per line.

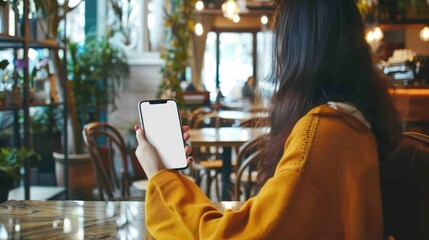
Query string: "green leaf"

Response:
xmin=0 ymin=147 xmax=40 ymax=181
xmin=0 ymin=59 xmax=9 ymax=69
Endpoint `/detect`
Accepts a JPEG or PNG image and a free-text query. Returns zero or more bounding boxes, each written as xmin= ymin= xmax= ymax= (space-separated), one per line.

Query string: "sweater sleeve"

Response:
xmin=146 ymin=169 xmax=308 ymax=239
xmin=145 ymin=113 xmax=341 ymax=239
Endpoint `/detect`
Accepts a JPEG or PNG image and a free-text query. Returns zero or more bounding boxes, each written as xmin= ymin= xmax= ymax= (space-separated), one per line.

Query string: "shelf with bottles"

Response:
xmin=0 ymin=52 xmax=61 ymax=109
xmin=357 ymin=1 xmax=429 ymax=25
xmin=378 ymin=0 xmax=429 ymax=25
xmin=0 ymin=0 xmax=70 ymax=201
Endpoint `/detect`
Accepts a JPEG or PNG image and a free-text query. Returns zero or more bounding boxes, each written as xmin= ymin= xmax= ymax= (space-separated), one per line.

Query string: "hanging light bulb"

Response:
xmin=260 ymin=15 xmax=268 ymax=25
xmin=366 ymin=26 xmax=383 ymax=43
xmin=366 ymin=30 xmax=375 ymax=43
xmin=195 ymin=1 xmax=204 ymax=11
xmin=420 ymin=27 xmax=429 ymax=42
xmin=222 ymin=0 xmax=240 ymax=20
xmin=195 ymin=23 xmax=204 ymax=36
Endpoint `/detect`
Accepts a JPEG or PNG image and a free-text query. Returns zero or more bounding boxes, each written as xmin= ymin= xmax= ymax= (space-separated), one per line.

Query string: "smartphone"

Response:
xmin=138 ymin=99 xmax=188 ymax=170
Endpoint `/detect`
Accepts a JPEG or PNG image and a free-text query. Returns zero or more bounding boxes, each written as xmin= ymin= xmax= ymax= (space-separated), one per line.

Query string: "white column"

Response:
xmin=143 ymin=0 xmax=150 ymax=52
xmin=97 ymin=0 xmax=107 ymax=37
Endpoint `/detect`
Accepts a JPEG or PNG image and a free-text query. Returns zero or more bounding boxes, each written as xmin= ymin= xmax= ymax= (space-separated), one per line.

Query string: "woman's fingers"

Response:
xmin=187 ymin=156 xmax=194 ymax=165
xmin=182 ymin=126 xmax=191 ymax=141
xmin=135 ymin=125 xmax=146 ymax=145
xmin=185 ymin=145 xmax=192 ymax=155
xmin=182 ymin=125 xmax=193 ymax=165
xmin=183 ymin=132 xmax=190 ymax=141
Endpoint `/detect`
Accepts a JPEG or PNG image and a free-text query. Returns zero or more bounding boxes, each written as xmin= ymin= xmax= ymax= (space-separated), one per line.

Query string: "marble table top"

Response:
xmin=0 ymin=200 xmax=243 ymax=239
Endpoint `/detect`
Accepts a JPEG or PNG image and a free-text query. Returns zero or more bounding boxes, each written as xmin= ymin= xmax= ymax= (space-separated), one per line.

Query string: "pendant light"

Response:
xmin=222 ymin=0 xmax=240 ymax=20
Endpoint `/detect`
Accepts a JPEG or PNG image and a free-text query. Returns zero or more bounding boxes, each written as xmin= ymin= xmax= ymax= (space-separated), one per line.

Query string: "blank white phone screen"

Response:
xmin=139 ymin=100 xmax=187 ymax=169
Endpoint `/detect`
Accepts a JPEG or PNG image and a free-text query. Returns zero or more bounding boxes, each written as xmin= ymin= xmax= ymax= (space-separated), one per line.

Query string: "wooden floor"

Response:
xmin=8 ymin=186 xmax=65 ymax=201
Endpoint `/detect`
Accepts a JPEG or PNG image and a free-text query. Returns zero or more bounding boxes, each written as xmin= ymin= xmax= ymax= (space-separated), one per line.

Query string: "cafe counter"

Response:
xmin=390 ymin=88 xmax=429 ymax=122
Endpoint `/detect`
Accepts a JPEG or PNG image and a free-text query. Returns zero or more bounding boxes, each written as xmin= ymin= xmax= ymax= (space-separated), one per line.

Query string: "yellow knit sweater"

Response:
xmin=145 ymin=104 xmax=383 ymax=239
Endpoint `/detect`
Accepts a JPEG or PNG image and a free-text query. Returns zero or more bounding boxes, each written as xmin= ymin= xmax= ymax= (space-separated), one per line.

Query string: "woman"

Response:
xmin=135 ymin=0 xmax=402 ymax=238
xmin=242 ymin=76 xmax=256 ymax=102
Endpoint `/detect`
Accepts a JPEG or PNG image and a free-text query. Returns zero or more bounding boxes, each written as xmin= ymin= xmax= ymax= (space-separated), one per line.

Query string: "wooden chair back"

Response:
xmin=381 ymin=132 xmax=429 ymax=240
xmin=188 ymin=107 xmax=212 ymax=127
xmin=83 ymin=122 xmax=131 ymax=201
xmin=192 ymin=112 xmax=235 ymax=129
xmin=233 ymin=135 xmax=268 ymax=200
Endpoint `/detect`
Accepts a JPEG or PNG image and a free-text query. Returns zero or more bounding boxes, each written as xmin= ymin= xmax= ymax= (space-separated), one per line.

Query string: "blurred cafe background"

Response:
xmin=1 ymin=0 xmax=429 ymax=202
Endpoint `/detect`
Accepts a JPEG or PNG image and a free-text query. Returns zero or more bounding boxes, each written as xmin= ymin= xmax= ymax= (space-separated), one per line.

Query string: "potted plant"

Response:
xmin=66 ymin=35 xmax=130 ymax=154
xmin=0 ymin=147 xmax=40 ymax=202
xmin=52 ymin=35 xmax=130 ymax=199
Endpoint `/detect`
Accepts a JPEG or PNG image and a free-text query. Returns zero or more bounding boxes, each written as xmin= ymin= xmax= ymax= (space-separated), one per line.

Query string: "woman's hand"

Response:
xmin=182 ymin=126 xmax=194 ymax=164
xmin=134 ymin=125 xmax=193 ymax=179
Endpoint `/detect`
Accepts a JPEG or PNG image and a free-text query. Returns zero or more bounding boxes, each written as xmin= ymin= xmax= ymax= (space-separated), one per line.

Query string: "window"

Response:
xmin=202 ymin=31 xmax=273 ymax=102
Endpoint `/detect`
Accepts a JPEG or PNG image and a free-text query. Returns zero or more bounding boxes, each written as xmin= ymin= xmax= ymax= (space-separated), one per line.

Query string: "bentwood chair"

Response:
xmin=83 ymin=122 xmax=146 ymax=201
xmin=188 ymin=107 xmax=212 ymax=127
xmin=380 ymin=132 xmax=429 ymax=240
xmin=190 ymin=113 xmax=235 ymax=200
xmin=192 ymin=112 xmax=235 ymax=129
xmin=232 ymin=135 xmax=268 ymax=201
xmin=238 ymin=117 xmax=270 ymax=128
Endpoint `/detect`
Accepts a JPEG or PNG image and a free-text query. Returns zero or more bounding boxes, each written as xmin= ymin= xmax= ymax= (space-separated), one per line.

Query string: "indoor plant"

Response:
xmin=32 ymin=1 xmax=129 ymax=154
xmin=0 ymin=147 xmax=40 ymax=202
xmin=31 ymin=1 xmax=130 ymax=199
xmin=67 ymin=35 xmax=130 ymax=154
xmin=158 ymin=0 xmax=197 ymax=108
xmin=52 ymin=35 xmax=129 ymax=199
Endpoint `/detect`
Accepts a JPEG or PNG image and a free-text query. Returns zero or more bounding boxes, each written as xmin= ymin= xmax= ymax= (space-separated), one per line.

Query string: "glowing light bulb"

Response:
xmin=420 ymin=27 xmax=429 ymax=42
xmin=222 ymin=0 xmax=240 ymax=20
xmin=195 ymin=1 xmax=204 ymax=11
xmin=373 ymin=27 xmax=383 ymax=42
xmin=261 ymin=15 xmax=268 ymax=25
xmin=366 ymin=30 xmax=374 ymax=43
xmin=195 ymin=23 xmax=204 ymax=36
xmin=366 ymin=26 xmax=383 ymax=43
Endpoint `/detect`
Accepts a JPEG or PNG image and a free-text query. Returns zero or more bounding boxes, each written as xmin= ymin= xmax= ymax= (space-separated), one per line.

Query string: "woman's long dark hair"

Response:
xmin=258 ymin=0 xmax=403 ymax=186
